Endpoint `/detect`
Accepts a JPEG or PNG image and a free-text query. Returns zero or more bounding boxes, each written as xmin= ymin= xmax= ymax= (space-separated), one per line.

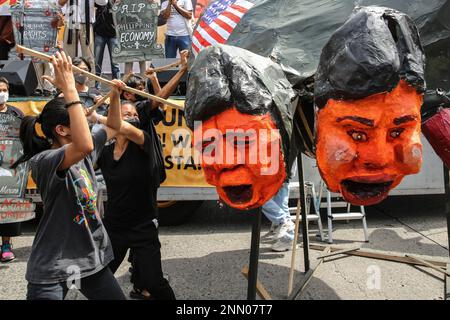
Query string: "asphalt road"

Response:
xmin=1 ymin=195 xmax=449 ymax=300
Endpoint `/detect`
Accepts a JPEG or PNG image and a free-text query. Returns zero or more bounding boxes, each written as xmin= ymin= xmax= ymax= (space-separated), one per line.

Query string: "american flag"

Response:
xmin=192 ymin=0 xmax=254 ymax=56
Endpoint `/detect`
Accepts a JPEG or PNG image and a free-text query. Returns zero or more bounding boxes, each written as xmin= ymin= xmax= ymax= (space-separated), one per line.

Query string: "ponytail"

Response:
xmin=11 ymin=97 xmax=69 ymax=169
xmin=10 ymin=116 xmax=51 ymax=169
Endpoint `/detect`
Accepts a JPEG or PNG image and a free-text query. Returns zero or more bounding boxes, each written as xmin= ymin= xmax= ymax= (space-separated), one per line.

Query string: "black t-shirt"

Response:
xmin=98 ymin=131 xmax=159 ymax=231
xmin=136 ymin=100 xmax=165 ymax=129
xmin=94 ymin=1 xmax=116 ymax=38
xmin=27 ymin=128 xmax=112 ymax=284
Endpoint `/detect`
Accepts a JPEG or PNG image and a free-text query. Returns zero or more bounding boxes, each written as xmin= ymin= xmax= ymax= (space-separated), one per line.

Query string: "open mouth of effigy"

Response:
xmin=341 ymin=179 xmax=394 ymax=199
xmin=223 ymin=185 xmax=253 ymax=204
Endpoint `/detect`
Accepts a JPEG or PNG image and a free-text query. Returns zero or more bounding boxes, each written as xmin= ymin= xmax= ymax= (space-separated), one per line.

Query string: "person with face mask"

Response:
xmin=0 ymin=77 xmax=24 ymax=263
xmin=51 ymin=57 xmax=107 ymax=115
xmin=0 ymin=78 xmax=24 ymax=118
xmin=123 ymin=50 xmax=189 ymax=129
xmin=88 ymin=100 xmax=175 ymax=300
xmin=11 ymin=51 xmax=126 ymax=300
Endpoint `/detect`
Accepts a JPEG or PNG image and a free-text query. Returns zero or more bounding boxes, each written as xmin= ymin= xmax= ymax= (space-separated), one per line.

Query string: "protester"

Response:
xmin=124 ymin=62 xmax=148 ymax=80
xmin=50 ymin=57 xmax=107 ymax=115
xmin=34 ymin=62 xmax=57 ymax=97
xmin=58 ymin=0 xmax=108 ymax=74
xmin=94 ymin=0 xmax=120 ymax=89
xmin=0 ymin=1 xmax=14 ymax=60
xmin=0 ymin=77 xmax=24 ymax=263
xmin=0 ymin=78 xmax=24 ymax=118
xmin=89 ymin=97 xmax=175 ymax=300
xmin=261 ymin=183 xmax=296 ymax=252
xmin=122 ymin=50 xmax=189 ymax=130
xmin=261 ymin=159 xmax=297 ymax=252
xmin=11 ymin=51 xmax=125 ymax=300
xmin=160 ymin=0 xmax=193 ymax=58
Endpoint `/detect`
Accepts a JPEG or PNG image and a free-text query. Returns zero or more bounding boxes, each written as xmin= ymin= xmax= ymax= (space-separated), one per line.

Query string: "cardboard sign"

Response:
xmin=10 ymin=1 xmax=59 ymax=56
xmin=112 ymin=0 xmax=164 ymax=63
xmin=0 ymin=113 xmax=29 ymax=198
xmin=0 ymin=113 xmax=34 ymax=223
xmin=0 ymin=198 xmax=35 ymax=224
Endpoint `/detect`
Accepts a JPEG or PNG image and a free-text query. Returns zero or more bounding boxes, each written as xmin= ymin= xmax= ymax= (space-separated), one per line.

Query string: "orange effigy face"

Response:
xmin=193 ymin=107 xmax=286 ymax=210
xmin=316 ymin=80 xmax=423 ymax=206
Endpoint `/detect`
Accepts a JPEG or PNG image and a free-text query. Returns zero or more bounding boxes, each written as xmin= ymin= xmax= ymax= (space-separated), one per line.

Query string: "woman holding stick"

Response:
xmin=88 ymin=99 xmax=175 ymax=300
xmin=11 ymin=51 xmax=125 ymax=300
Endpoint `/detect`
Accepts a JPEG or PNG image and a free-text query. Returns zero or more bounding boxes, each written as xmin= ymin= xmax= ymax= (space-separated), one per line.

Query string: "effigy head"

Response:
xmin=185 ymin=44 xmax=296 ymax=210
xmin=314 ymin=6 xmax=426 ymax=206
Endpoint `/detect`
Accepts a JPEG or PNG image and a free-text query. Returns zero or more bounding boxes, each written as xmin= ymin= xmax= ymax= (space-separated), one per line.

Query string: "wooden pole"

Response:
xmin=443 ymin=165 xmax=450 ymax=299
xmin=298 ymin=155 xmax=310 ymax=272
xmin=307 ymin=243 xmax=449 ymax=268
xmin=287 ymin=198 xmax=302 ymax=297
xmin=152 ymin=60 xmax=181 ymax=73
xmin=86 ymin=72 xmax=138 ymax=114
xmin=86 ymin=92 xmax=112 ymax=115
xmin=288 ymin=246 xmax=330 ymax=300
xmin=247 ymin=208 xmax=262 ymax=300
xmin=405 ymin=255 xmax=450 ymax=277
xmin=241 ymin=266 xmax=272 ymax=300
xmin=15 ymin=45 xmax=184 ymax=110
xmin=317 ymin=247 xmax=361 ymax=259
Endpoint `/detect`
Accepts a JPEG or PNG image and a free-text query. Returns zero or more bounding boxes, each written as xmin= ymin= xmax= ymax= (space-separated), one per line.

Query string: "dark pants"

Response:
xmin=107 ymin=222 xmax=175 ymax=300
xmin=0 ymin=16 xmax=13 ymax=60
xmin=27 ymin=267 xmax=126 ymax=300
xmin=0 ymin=222 xmax=21 ymax=237
xmin=164 ymin=35 xmax=190 ymax=58
xmin=94 ymin=33 xmax=120 ymax=88
xmin=0 ymin=41 xmax=12 ymax=60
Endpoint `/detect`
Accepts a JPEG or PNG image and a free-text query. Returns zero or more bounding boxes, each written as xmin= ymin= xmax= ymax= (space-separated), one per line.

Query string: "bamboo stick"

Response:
xmin=15 ymin=45 xmax=184 ymax=110
xmin=287 ymin=198 xmax=302 ymax=297
xmin=86 ymin=92 xmax=112 ymax=115
xmin=152 ymin=60 xmax=181 ymax=73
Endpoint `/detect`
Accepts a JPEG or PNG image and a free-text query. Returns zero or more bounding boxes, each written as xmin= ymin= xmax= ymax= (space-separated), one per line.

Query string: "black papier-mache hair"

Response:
xmin=185 ymin=44 xmax=296 ymax=172
xmin=314 ymin=6 xmax=426 ymax=108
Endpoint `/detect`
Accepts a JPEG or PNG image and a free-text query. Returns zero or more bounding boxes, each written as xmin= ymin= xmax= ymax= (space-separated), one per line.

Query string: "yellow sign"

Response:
xmin=157 ymin=101 xmax=209 ymax=187
xmin=9 ymin=99 xmax=209 ymax=188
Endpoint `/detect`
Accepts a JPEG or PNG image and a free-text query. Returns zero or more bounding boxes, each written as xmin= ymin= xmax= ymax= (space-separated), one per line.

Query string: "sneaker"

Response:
xmin=270 ymin=237 xmax=294 ymax=252
xmin=274 ymin=220 xmax=295 ymax=240
xmin=261 ymin=223 xmax=277 ymax=241
xmin=1 ymin=243 xmax=15 ymax=262
xmin=129 ymin=288 xmax=153 ymax=300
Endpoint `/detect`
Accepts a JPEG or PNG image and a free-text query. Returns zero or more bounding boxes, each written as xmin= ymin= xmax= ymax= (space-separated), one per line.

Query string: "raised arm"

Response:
xmin=47 ymin=52 xmax=94 ymax=170
xmin=162 ymin=0 xmax=172 ymax=19
xmin=90 ymin=112 xmax=146 ymax=147
xmin=172 ymin=0 xmax=193 ymax=20
xmin=150 ymin=50 xmax=189 ymax=109
xmin=144 ymin=68 xmax=162 ymax=96
xmin=106 ymin=80 xmax=125 ymax=132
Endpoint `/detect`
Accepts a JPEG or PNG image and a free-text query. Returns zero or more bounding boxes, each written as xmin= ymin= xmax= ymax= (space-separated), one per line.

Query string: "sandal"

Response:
xmin=129 ymin=288 xmax=153 ymax=300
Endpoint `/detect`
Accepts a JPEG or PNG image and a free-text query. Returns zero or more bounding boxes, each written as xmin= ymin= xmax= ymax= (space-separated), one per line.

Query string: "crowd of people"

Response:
xmin=0 ymin=0 xmax=297 ymax=300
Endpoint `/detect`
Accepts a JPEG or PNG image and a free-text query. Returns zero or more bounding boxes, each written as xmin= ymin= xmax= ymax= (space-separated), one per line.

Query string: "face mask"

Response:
xmin=74 ymin=74 xmax=88 ymax=85
xmin=0 ymin=92 xmax=8 ymax=104
xmin=125 ymin=117 xmax=140 ymax=128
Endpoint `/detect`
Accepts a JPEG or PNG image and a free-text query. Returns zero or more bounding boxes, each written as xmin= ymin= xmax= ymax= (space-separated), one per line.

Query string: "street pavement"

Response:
xmin=0 ymin=195 xmax=448 ymax=300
